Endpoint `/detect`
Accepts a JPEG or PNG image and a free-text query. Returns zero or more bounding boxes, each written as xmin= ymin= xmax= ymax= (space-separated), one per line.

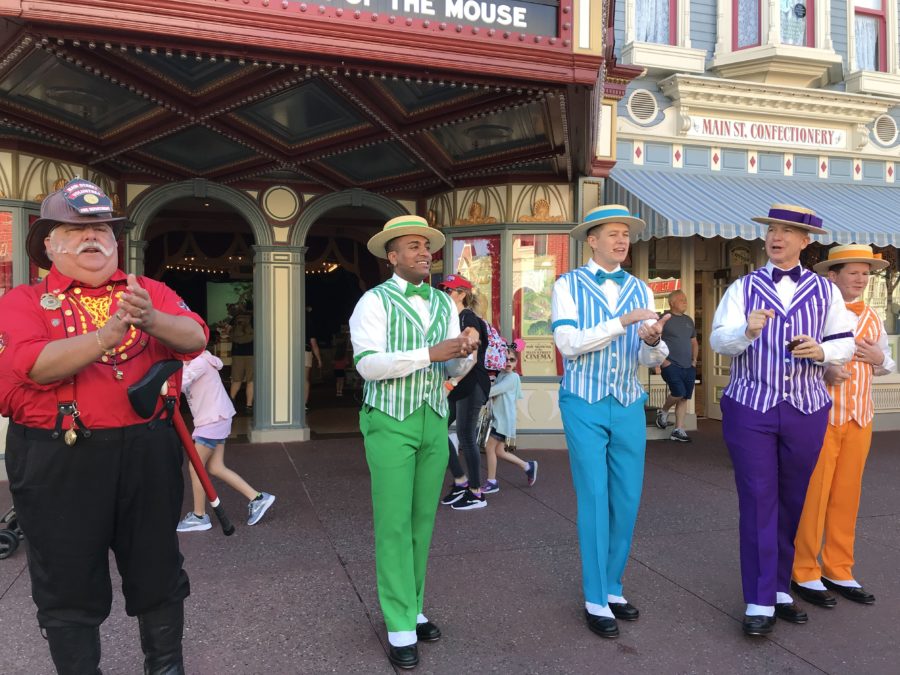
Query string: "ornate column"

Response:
xmin=126 ymin=238 xmax=148 ymax=276
xmin=251 ymin=244 xmax=310 ymax=442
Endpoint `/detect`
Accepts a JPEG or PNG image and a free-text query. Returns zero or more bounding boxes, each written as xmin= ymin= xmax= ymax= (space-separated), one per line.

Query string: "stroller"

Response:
xmin=0 ymin=507 xmax=22 ymax=559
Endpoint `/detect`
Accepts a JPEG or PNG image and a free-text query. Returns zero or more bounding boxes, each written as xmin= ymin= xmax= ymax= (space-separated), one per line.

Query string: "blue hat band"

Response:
xmin=585 ymin=207 xmax=635 ymax=224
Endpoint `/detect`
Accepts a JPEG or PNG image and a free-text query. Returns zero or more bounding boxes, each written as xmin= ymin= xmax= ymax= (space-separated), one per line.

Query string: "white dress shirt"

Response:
xmin=349 ymin=274 xmax=472 ymax=381
xmin=551 ymin=258 xmax=668 ymax=367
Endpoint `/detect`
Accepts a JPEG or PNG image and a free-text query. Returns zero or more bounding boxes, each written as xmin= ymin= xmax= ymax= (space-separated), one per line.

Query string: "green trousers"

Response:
xmin=360 ymin=403 xmax=448 ymax=633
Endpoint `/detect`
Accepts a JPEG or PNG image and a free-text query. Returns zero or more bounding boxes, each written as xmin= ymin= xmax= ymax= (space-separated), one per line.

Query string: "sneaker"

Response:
xmin=525 ymin=460 xmax=538 ymax=487
xmin=481 ymin=480 xmax=500 ymax=494
xmin=247 ymin=492 xmax=276 ymax=526
xmin=655 ymin=409 xmax=669 ymax=430
xmin=670 ymin=429 xmax=691 ymax=443
xmin=451 ymin=489 xmax=487 ymax=511
xmin=176 ymin=512 xmax=211 ymax=532
xmin=440 ymin=483 xmax=468 ymax=505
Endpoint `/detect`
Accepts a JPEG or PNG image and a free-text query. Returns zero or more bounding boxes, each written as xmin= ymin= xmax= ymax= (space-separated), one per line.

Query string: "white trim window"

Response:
xmin=621 ymin=0 xmax=707 ymax=73
xmin=854 ymin=0 xmax=887 ymax=71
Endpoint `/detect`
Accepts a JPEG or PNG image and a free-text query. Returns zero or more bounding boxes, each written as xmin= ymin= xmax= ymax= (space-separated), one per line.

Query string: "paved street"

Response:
xmin=1 ymin=420 xmax=897 ymax=674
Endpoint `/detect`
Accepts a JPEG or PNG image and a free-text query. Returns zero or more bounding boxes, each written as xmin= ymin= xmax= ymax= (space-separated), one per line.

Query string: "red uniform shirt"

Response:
xmin=0 ymin=267 xmax=208 ymax=429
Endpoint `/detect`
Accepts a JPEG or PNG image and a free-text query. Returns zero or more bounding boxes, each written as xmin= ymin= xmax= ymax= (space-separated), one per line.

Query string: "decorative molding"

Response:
xmin=672 ymin=143 xmax=683 ymax=169
xmin=818 ymin=156 xmax=828 ymax=179
xmin=659 ymin=74 xmax=893 ymax=126
xmin=620 ymin=42 xmax=707 ymax=75
xmin=711 ymin=147 xmax=720 ymax=171
xmin=783 ymin=153 xmax=793 ymax=177
xmin=747 ymin=149 xmax=757 ymax=174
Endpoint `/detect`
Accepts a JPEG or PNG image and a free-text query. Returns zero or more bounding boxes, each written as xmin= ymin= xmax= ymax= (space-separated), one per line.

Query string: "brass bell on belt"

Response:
xmin=64 ymin=427 xmax=78 ymax=446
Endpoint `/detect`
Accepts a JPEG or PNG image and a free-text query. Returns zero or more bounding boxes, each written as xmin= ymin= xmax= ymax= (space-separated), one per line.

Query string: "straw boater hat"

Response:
xmin=813 ymin=244 xmax=890 ymax=275
xmin=26 ymin=178 xmax=129 ymax=270
xmin=569 ymin=204 xmax=646 ymax=242
xmin=751 ymin=203 xmax=827 ymax=235
xmin=367 ymin=215 xmax=445 ymax=259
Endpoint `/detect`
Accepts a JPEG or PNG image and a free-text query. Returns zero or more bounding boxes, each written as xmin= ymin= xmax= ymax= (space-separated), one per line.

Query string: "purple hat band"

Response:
xmin=768 ymin=208 xmax=823 ymax=230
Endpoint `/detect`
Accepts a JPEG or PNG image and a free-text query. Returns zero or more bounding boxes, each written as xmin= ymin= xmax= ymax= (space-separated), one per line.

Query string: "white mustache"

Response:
xmin=54 ymin=240 xmax=115 ymax=257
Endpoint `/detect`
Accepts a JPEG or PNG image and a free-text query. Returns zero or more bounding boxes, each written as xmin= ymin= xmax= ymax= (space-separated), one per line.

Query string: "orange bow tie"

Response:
xmin=845 ymin=300 xmax=866 ymax=316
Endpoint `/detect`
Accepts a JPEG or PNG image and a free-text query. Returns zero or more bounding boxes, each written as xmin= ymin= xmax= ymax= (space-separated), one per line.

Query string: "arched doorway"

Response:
xmin=292 ymin=190 xmax=406 ymax=437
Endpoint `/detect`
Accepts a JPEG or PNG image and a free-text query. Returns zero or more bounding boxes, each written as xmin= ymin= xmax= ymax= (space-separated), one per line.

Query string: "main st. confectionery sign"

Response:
xmin=302 ymin=0 xmax=560 ymax=35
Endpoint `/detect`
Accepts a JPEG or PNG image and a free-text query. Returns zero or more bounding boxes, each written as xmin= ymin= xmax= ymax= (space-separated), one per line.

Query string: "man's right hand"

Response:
xmin=745 ymin=309 xmax=776 ymax=340
xmin=824 ymin=364 xmax=851 ymax=386
xmin=430 ymin=334 xmax=479 ymax=363
xmin=620 ymin=308 xmax=659 ymax=326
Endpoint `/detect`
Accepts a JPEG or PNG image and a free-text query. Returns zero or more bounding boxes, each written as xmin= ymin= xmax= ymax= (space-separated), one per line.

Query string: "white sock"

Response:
xmin=607 ymin=594 xmax=627 ymax=605
xmin=585 ymin=601 xmax=614 ymax=618
xmin=416 ymin=613 xmax=428 ymax=625
xmin=776 ymin=592 xmax=793 ymax=605
xmin=797 ymin=579 xmax=828 ymax=591
xmin=746 ymin=604 xmax=774 ymax=617
xmin=823 ymin=576 xmax=861 ymax=588
xmin=387 ymin=630 xmax=417 ymax=647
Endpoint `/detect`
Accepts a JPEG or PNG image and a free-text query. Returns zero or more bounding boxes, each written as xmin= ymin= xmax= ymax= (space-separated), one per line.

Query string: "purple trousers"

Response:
xmin=720 ymin=396 xmax=829 ymax=606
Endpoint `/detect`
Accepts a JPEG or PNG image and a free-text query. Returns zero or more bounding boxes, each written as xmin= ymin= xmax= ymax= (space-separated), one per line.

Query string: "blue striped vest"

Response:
xmin=559 ymin=267 xmax=650 ymax=406
xmin=724 ymin=269 xmax=833 ymax=414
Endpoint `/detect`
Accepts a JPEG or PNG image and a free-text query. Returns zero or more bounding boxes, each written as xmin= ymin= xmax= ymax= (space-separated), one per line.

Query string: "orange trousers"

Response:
xmin=793 ymin=419 xmax=872 ymax=583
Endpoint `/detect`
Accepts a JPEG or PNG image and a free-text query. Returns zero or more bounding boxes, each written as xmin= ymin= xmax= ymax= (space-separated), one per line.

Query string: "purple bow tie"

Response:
xmin=771 ymin=266 xmax=802 ymax=284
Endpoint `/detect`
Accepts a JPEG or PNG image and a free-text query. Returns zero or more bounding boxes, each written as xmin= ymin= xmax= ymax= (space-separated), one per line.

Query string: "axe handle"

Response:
xmin=172 ymin=410 xmax=235 ymax=536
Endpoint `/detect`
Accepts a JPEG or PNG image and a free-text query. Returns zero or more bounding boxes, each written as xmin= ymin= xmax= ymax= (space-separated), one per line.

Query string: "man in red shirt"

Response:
xmin=0 ymin=179 xmax=207 ymax=674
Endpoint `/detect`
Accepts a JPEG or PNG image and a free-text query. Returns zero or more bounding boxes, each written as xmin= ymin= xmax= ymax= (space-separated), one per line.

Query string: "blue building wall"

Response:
xmin=690 ymin=0 xmax=717 ymax=59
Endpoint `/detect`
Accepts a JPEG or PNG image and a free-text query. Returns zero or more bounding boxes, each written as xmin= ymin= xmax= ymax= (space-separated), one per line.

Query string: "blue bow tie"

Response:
xmin=771 ymin=266 xmax=802 ymax=284
xmin=595 ymin=269 xmax=626 ymax=285
xmin=404 ymin=283 xmax=431 ymax=300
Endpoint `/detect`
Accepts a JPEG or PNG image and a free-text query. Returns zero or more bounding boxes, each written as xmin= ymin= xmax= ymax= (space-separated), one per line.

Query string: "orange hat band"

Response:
xmin=828 ymin=250 xmax=882 ymax=262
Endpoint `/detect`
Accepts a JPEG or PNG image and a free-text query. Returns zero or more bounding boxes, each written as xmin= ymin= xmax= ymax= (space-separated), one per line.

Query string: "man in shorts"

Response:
xmin=655 ymin=290 xmax=698 ymax=442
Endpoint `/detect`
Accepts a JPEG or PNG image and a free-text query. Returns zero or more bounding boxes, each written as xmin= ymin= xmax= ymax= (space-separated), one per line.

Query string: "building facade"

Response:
xmin=606 ymin=0 xmax=900 ymax=428
xmin=0 ymin=0 xmax=638 ymax=448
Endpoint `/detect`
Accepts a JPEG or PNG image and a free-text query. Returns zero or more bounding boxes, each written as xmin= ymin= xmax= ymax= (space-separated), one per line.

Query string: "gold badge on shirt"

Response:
xmin=40 ymin=293 xmax=62 ymax=310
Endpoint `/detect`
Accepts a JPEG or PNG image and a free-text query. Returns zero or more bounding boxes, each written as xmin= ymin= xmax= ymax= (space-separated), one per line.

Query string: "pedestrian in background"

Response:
xmin=229 ymin=310 xmax=254 ymax=413
xmin=177 ymin=349 xmax=275 ymax=532
xmin=655 ymin=289 xmax=699 ymax=442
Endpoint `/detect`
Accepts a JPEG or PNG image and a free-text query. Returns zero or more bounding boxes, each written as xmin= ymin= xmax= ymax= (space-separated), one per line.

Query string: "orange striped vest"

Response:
xmin=828 ymin=304 xmax=882 ymax=427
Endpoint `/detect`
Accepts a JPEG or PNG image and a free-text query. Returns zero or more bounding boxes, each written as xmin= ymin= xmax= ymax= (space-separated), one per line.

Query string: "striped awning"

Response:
xmin=606 ymin=168 xmax=900 ymax=246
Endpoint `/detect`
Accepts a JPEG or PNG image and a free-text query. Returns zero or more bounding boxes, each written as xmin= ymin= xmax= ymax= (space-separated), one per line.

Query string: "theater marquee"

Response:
xmin=309 ymin=0 xmax=560 ymax=35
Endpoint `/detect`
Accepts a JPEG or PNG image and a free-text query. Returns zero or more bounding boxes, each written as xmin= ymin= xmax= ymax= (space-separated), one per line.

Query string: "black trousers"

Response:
xmin=5 ymin=422 xmax=190 ymax=628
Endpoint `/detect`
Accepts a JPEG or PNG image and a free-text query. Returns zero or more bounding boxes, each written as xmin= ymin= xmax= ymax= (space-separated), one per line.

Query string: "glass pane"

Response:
xmin=0 ymin=211 xmax=12 ymax=296
xmin=28 ymin=213 xmax=45 ymax=284
xmin=449 ymin=235 xmax=501 ymax=329
xmin=635 ymin=0 xmax=671 ymax=45
xmin=855 ymin=0 xmax=882 ymax=10
xmin=855 ymin=15 xmax=880 ymax=70
xmin=736 ymin=0 xmax=761 ymax=48
xmin=782 ymin=0 xmax=810 ymax=46
xmin=512 ymin=234 xmax=569 ymax=377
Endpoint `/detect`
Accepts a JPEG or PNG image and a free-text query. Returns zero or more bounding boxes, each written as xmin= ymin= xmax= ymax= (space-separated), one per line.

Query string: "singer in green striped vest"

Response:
xmin=349 ymin=215 xmax=480 ymax=670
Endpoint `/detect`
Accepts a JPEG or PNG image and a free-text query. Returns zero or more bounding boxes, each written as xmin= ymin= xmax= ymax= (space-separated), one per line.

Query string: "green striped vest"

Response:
xmin=358 ymin=279 xmax=454 ymax=421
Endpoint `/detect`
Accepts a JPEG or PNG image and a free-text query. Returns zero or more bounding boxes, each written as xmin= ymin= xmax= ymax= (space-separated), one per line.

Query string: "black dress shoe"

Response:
xmin=388 ymin=644 xmax=419 ymax=669
xmin=774 ymin=602 xmax=808 ymax=624
xmin=790 ymin=581 xmax=837 ymax=608
xmin=585 ymin=611 xmax=619 ymax=638
xmin=821 ymin=578 xmax=876 ymax=604
xmin=609 ymin=602 xmax=640 ymax=621
xmin=742 ymin=614 xmax=776 ymax=636
xmin=415 ymin=621 xmax=441 ymax=642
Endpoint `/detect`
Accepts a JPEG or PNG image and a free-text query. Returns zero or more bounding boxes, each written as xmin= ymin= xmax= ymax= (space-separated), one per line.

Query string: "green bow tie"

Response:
xmin=595 ymin=269 xmax=626 ymax=285
xmin=404 ymin=283 xmax=431 ymax=300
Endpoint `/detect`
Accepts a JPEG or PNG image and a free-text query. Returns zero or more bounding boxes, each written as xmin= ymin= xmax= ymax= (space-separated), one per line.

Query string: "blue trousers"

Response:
xmin=559 ymin=391 xmax=646 ymax=606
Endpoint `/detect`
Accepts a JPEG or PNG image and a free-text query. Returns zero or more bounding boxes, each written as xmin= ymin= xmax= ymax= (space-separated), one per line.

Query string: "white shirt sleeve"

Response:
xmin=551 ymin=276 xmax=627 ymax=358
xmin=874 ymin=319 xmax=896 ymax=376
xmin=710 ymin=278 xmax=755 ymax=356
xmin=819 ymin=282 xmax=857 ymax=365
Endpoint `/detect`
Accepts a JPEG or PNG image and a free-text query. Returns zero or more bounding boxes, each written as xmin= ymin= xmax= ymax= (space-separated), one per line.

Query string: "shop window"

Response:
xmin=734 ymin=0 xmax=761 ymax=49
xmin=450 ymin=235 xmax=501 ymax=330
xmin=855 ymin=0 xmax=887 ymax=71
xmin=511 ymin=234 xmax=568 ymax=377
xmin=0 ymin=211 xmax=12 ymax=296
xmin=782 ymin=0 xmax=815 ymax=46
xmin=635 ymin=0 xmax=675 ymax=45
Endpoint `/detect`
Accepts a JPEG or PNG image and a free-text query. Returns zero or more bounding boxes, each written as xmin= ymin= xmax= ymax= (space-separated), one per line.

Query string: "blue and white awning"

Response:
xmin=606 ymin=168 xmax=900 ymax=246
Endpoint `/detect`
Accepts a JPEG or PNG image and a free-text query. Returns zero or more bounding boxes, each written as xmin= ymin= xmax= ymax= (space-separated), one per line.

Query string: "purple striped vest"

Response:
xmin=724 ymin=269 xmax=833 ymax=414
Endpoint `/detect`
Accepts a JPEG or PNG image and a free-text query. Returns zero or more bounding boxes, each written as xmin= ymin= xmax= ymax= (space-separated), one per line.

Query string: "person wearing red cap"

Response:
xmin=0 ymin=179 xmax=208 ymax=674
xmin=437 ymin=273 xmax=492 ymax=510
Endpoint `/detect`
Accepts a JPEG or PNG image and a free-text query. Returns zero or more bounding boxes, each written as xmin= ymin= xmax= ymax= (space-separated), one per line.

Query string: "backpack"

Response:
xmin=481 ymin=319 xmax=508 ymax=372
